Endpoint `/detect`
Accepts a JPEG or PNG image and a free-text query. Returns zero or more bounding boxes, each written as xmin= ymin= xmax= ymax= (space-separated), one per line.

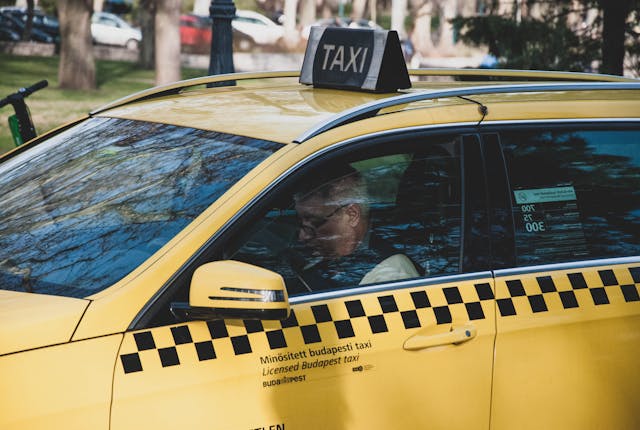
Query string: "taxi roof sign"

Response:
xmin=300 ymin=27 xmax=411 ymax=93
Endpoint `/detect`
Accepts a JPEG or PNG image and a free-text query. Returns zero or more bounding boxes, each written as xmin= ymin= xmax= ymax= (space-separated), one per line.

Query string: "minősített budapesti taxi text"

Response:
xmin=1 ymin=27 xmax=640 ymax=429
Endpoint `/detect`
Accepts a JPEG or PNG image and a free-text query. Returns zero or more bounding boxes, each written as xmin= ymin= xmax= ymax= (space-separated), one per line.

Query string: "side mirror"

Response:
xmin=171 ymin=260 xmax=290 ymax=321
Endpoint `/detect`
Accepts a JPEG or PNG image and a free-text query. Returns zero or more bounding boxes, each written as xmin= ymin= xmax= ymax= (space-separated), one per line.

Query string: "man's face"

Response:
xmin=295 ymin=195 xmax=354 ymax=259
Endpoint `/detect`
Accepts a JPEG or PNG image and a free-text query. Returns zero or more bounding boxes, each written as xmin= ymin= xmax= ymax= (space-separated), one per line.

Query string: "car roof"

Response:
xmin=92 ymin=69 xmax=640 ymax=145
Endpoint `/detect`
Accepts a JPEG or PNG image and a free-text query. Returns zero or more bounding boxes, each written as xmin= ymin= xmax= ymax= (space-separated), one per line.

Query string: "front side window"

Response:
xmin=0 ymin=117 xmax=281 ymax=297
xmin=502 ymin=127 xmax=640 ymax=266
xmin=224 ymin=135 xmax=463 ymax=295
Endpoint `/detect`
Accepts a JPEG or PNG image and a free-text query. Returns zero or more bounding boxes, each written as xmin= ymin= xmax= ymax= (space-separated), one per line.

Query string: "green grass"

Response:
xmin=0 ymin=53 xmax=207 ymax=154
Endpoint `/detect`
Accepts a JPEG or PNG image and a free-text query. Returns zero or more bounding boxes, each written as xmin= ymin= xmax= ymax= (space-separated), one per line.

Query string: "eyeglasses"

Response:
xmin=298 ymin=204 xmax=347 ymax=239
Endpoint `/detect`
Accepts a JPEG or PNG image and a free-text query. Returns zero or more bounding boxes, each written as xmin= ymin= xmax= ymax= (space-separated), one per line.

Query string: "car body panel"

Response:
xmin=111 ymin=274 xmax=495 ymax=429
xmin=0 ymin=290 xmax=89 ymax=355
xmin=96 ymin=83 xmax=390 ymax=144
xmin=96 ymin=80 xmax=640 ymax=145
xmin=0 ymin=26 xmax=20 ymax=41
xmin=491 ymin=259 xmax=640 ymax=429
xmin=0 ymin=334 xmax=122 ymax=430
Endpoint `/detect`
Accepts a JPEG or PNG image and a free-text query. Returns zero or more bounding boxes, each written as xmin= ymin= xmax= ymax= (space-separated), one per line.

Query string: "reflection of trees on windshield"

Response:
xmin=0 ymin=117 xmax=281 ymax=298
xmin=502 ymin=129 xmax=640 ymax=265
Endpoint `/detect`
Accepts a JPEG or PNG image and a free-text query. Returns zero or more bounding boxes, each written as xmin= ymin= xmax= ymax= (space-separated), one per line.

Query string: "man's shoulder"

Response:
xmin=359 ymin=253 xmax=420 ymax=285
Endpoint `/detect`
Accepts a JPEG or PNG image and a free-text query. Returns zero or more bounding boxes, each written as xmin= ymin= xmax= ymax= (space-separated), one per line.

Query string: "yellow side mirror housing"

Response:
xmin=171 ymin=260 xmax=290 ymax=321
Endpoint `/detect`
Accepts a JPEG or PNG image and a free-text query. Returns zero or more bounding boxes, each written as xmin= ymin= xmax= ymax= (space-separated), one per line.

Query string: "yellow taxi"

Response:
xmin=1 ymin=27 xmax=640 ymax=429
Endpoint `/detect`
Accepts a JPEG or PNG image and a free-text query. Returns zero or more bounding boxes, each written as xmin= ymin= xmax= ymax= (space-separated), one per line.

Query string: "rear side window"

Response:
xmin=501 ymin=127 xmax=640 ymax=266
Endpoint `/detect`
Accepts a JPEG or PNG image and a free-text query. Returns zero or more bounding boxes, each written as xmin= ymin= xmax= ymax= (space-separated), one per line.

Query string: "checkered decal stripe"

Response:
xmin=120 ymin=265 xmax=640 ymax=374
xmin=120 ymin=281 xmax=494 ymax=374
xmin=496 ymin=266 xmax=640 ymax=317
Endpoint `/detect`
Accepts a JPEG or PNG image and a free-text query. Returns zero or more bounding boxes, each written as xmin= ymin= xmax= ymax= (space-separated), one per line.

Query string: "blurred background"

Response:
xmin=0 ymin=0 xmax=639 ymax=152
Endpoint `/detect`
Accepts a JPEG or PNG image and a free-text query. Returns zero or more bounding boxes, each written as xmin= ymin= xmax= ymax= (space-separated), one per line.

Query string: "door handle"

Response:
xmin=403 ymin=324 xmax=477 ymax=351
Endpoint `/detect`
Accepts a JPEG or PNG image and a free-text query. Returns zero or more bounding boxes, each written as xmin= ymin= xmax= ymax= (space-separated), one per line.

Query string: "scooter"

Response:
xmin=0 ymin=80 xmax=48 ymax=146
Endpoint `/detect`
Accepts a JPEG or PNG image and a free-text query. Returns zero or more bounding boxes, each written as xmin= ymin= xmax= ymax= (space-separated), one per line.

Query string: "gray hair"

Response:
xmin=295 ymin=168 xmax=370 ymax=217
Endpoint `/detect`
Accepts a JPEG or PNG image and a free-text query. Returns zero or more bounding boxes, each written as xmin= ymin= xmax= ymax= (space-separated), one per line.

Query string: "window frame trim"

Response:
xmin=494 ymin=255 xmax=640 ymax=278
xmin=479 ymin=132 xmax=517 ymax=270
xmin=290 ymin=270 xmax=495 ymax=304
xmin=471 ymin=119 xmax=640 ymax=134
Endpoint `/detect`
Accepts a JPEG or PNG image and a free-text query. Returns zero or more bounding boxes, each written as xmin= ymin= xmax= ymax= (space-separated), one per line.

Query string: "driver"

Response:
xmin=293 ymin=165 xmax=421 ymax=289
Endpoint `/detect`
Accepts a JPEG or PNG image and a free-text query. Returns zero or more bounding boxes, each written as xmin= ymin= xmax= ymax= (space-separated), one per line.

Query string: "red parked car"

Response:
xmin=180 ymin=14 xmax=211 ymax=54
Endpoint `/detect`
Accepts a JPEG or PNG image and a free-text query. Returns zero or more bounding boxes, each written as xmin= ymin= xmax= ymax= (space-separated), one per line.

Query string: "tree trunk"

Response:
xmin=299 ymin=0 xmax=316 ymax=29
xmin=139 ymin=0 xmax=156 ymax=70
xmin=391 ymin=0 xmax=408 ymax=39
xmin=351 ymin=0 xmax=367 ymax=20
xmin=283 ymin=0 xmax=299 ymax=48
xmin=369 ymin=0 xmax=377 ymax=22
xmin=411 ymin=1 xmax=434 ymax=57
xmin=57 ymin=0 xmax=96 ymax=90
xmin=599 ymin=0 xmax=630 ymax=76
xmin=320 ymin=0 xmax=336 ymax=19
xmin=155 ymin=0 xmax=182 ymax=85
xmin=22 ymin=0 xmax=35 ymax=41
xmin=437 ymin=0 xmax=457 ymax=55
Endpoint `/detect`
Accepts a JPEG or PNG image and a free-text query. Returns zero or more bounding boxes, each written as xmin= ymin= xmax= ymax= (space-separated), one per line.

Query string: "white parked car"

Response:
xmin=91 ymin=11 xmax=141 ymax=50
xmin=301 ymin=17 xmax=383 ymax=40
xmin=232 ymin=9 xmax=283 ymax=48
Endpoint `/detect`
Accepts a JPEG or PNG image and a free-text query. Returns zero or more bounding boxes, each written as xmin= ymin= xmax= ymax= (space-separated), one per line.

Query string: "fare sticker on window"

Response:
xmin=514 ymin=186 xmax=577 ymax=204
xmin=513 ymin=185 xmax=588 ymax=261
xmin=514 ymin=186 xmax=578 ymax=234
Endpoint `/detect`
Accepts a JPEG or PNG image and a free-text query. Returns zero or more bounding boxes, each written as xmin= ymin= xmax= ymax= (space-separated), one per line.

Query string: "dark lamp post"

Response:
xmin=208 ymin=0 xmax=236 ymax=86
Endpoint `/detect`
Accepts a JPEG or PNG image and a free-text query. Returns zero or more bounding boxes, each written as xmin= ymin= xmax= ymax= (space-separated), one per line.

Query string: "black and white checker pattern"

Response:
xmin=120 ymin=265 xmax=640 ymax=374
xmin=497 ymin=266 xmax=640 ymax=317
xmin=120 ymin=281 xmax=494 ymax=374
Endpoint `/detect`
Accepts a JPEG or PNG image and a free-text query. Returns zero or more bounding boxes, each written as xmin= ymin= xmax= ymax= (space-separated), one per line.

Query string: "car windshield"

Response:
xmin=0 ymin=117 xmax=282 ymax=298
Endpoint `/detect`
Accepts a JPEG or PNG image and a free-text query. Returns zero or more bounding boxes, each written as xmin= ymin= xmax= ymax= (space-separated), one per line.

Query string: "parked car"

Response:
xmin=180 ymin=13 xmax=211 ymax=54
xmin=91 ymin=11 xmax=141 ymax=50
xmin=0 ymin=10 xmax=55 ymax=43
xmin=25 ymin=10 xmax=59 ymax=43
xmin=1 ymin=27 xmax=640 ymax=430
xmin=0 ymin=6 xmax=60 ymax=43
xmin=301 ymin=17 xmax=382 ymax=39
xmin=180 ymin=9 xmax=282 ymax=52
xmin=0 ymin=26 xmax=20 ymax=41
xmin=232 ymin=9 xmax=283 ymax=49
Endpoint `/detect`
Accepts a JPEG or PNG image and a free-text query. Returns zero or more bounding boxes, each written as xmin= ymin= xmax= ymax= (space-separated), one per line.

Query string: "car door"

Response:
xmin=485 ymin=125 xmax=640 ymax=429
xmin=110 ymin=130 xmax=496 ymax=429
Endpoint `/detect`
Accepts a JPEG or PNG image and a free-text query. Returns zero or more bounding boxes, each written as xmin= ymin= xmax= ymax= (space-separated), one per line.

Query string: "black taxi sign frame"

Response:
xmin=300 ymin=26 xmax=411 ymax=93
